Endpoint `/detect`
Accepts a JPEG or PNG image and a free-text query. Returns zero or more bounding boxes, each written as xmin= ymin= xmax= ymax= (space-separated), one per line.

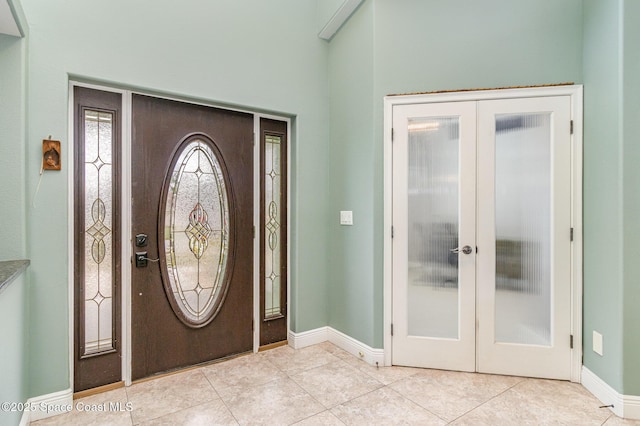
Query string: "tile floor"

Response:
xmin=33 ymin=342 xmax=640 ymax=425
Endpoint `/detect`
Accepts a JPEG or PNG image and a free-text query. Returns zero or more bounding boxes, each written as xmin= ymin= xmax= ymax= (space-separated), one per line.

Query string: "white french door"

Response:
xmin=391 ymin=94 xmax=573 ymax=380
xmin=392 ymin=101 xmax=477 ymax=372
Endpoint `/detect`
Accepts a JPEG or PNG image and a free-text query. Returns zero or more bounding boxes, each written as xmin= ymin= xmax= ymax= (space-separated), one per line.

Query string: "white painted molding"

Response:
xmin=288 ymin=327 xmax=329 ymax=349
xmin=581 ymin=366 xmax=640 ymax=420
xmin=288 ymin=326 xmax=384 ymax=367
xmin=318 ymin=0 xmax=364 ymax=41
xmin=20 ymin=388 xmax=73 ymax=423
xmin=1 ymin=0 xmax=22 ymax=37
xmin=327 ymin=327 xmax=385 ymax=367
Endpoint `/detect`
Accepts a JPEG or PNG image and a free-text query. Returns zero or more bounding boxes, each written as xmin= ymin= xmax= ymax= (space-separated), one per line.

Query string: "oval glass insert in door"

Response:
xmin=159 ymin=136 xmax=233 ymax=328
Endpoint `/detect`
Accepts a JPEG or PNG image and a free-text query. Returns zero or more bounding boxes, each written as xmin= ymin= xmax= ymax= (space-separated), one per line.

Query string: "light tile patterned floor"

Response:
xmin=32 ymin=342 xmax=640 ymax=425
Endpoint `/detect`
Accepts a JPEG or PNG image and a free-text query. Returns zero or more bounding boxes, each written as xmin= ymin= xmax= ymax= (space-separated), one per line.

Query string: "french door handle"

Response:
xmin=450 ymin=245 xmax=473 ymax=255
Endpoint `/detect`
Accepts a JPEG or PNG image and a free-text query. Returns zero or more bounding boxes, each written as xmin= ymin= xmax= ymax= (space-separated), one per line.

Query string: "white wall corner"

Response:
xmin=317 ymin=0 xmax=364 ymax=41
xmin=623 ymin=394 xmax=640 ymax=420
xmin=288 ymin=327 xmax=329 ymax=349
xmin=327 ymin=327 xmax=384 ymax=367
xmin=581 ymin=366 xmax=640 ymax=420
xmin=21 ymin=388 xmax=73 ymax=423
xmin=288 ymin=326 xmax=384 ymax=367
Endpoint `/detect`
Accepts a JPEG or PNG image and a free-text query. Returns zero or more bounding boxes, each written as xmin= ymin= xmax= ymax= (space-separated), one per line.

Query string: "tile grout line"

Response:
xmin=445 ymin=377 xmax=529 ymax=424
xmin=123 ymin=382 xmax=135 ymax=426
xmin=284 ymin=345 xmax=372 ymax=424
xmin=384 ymin=379 xmax=451 ymax=423
xmin=283 ymin=350 xmax=340 ymax=420
xmin=199 ymin=364 xmax=241 ymax=425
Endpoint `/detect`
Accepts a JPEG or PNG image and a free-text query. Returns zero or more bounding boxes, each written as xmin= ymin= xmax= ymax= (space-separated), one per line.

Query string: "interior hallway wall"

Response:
xmin=621 ymin=0 xmax=640 ymax=397
xmin=0 ymin=28 xmax=27 ymax=259
xmin=582 ymin=0 xmax=625 ymax=394
xmin=0 ymin=2 xmax=30 ymax=423
xmin=19 ymin=0 xmax=330 ymax=397
xmin=582 ymin=0 xmax=640 ymax=397
xmin=327 ymin=0 xmax=583 ymax=349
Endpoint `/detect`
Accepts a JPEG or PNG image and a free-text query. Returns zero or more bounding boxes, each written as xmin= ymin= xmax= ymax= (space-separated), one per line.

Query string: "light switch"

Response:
xmin=593 ymin=331 xmax=603 ymax=356
xmin=340 ymin=210 xmax=353 ymax=225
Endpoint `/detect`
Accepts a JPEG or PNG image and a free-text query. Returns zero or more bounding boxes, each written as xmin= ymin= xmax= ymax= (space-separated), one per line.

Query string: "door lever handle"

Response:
xmin=450 ymin=245 xmax=473 ymax=255
xmin=135 ymin=251 xmax=160 ymax=268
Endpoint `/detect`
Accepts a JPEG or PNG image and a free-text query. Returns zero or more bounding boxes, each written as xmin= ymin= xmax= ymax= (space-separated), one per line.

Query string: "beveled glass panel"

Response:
xmin=83 ymin=110 xmax=114 ymax=355
xmin=407 ymin=117 xmax=460 ymax=339
xmin=264 ymin=135 xmax=282 ymax=318
xmin=494 ymin=113 xmax=551 ymax=346
xmin=163 ymin=139 xmax=229 ymax=325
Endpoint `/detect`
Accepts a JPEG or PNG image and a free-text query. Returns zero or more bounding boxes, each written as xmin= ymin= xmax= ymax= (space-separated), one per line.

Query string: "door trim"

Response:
xmin=69 ymin=80 xmax=291 ymax=389
xmin=383 ymin=85 xmax=583 ymax=382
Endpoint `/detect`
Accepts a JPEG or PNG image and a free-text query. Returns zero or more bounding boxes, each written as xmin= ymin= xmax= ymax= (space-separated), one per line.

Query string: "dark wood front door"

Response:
xmin=131 ymin=94 xmax=254 ymax=380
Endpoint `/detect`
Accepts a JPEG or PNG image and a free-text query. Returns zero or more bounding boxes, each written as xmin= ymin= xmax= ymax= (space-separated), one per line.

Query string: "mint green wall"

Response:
xmin=328 ymin=0 xmax=375 ymax=346
xmin=621 ymin=0 xmax=640 ymax=396
xmin=0 ymin=30 xmax=27 ymax=260
xmin=11 ymin=0 xmax=640 ymax=402
xmin=0 ymin=274 xmax=29 ymax=426
xmin=582 ymin=0 xmax=640 ymax=396
xmin=19 ymin=0 xmax=329 ymax=396
xmin=582 ymin=0 xmax=624 ymax=393
xmin=0 ymin=3 xmax=30 ymax=422
xmin=327 ymin=0 xmax=583 ymax=349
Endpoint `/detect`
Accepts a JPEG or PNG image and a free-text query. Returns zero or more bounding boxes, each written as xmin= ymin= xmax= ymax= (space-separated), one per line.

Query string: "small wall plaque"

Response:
xmin=43 ymin=139 xmax=61 ymax=170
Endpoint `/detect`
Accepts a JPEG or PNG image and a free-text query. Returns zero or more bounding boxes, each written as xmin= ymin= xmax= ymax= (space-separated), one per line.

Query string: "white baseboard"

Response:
xmin=327 ymin=327 xmax=385 ymax=367
xmin=19 ymin=388 xmax=73 ymax=424
xmin=288 ymin=327 xmax=329 ymax=349
xmin=581 ymin=366 xmax=640 ymax=420
xmin=288 ymin=326 xmax=384 ymax=367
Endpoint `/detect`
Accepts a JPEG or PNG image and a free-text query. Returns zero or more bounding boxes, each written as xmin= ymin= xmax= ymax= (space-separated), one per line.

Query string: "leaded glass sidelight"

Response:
xmin=162 ymin=138 xmax=230 ymax=326
xmin=264 ymin=134 xmax=283 ymax=318
xmin=83 ymin=110 xmax=115 ymax=355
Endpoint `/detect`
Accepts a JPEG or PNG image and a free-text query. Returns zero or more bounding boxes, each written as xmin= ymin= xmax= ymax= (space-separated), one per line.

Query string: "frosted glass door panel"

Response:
xmin=407 ymin=117 xmax=460 ymax=339
xmin=494 ymin=114 xmax=551 ymax=346
xmin=477 ymin=95 xmax=572 ymax=380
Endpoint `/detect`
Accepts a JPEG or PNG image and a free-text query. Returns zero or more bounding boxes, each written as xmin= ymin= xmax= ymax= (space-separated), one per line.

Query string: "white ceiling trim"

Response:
xmin=318 ymin=0 xmax=364 ymax=41
xmin=1 ymin=0 xmax=22 ymax=37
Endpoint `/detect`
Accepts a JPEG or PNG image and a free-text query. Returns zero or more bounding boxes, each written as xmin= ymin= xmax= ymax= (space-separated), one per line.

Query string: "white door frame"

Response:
xmin=382 ymin=85 xmax=583 ymax=382
xmin=68 ymin=80 xmax=292 ymax=388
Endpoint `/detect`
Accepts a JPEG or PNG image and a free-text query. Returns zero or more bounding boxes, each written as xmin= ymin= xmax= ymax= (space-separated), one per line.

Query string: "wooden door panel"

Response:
xmin=131 ymin=95 xmax=253 ymax=379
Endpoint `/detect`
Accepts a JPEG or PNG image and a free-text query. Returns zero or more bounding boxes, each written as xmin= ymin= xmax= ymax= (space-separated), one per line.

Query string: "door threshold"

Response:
xmin=74 ymin=381 xmax=124 ymax=399
xmin=258 ymin=340 xmax=288 ymax=352
xmin=132 ymin=351 xmax=253 ymax=385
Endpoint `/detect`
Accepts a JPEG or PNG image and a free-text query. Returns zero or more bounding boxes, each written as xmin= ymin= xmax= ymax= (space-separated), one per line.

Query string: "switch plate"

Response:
xmin=593 ymin=331 xmax=603 ymax=356
xmin=340 ymin=210 xmax=353 ymax=226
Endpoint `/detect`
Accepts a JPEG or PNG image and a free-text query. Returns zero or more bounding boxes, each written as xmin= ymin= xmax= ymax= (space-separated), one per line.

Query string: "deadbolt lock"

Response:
xmin=135 ymin=233 xmax=148 ymax=247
